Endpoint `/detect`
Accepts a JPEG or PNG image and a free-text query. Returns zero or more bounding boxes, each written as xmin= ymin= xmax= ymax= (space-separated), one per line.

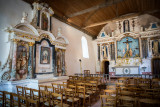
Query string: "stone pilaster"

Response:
xmin=27 ymin=42 xmax=34 ymax=79
xmin=62 ymin=49 xmax=66 ymax=76
xmin=10 ymin=39 xmax=19 ymax=80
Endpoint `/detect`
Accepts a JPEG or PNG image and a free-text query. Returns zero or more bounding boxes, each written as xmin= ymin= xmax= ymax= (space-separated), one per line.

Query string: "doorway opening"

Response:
xmin=152 ymin=58 xmax=160 ymax=77
xmin=104 ymin=61 xmax=109 ymax=75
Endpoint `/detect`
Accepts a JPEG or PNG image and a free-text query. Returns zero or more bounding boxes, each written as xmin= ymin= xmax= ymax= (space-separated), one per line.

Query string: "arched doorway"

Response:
xmin=151 ymin=58 xmax=160 ymax=77
xmin=101 ymin=60 xmax=110 ymax=75
xmin=104 ymin=61 xmax=109 ymax=75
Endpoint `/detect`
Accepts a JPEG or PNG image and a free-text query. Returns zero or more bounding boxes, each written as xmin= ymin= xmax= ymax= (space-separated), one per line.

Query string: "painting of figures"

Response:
xmin=41 ymin=13 xmax=48 ymax=31
xmin=16 ymin=45 xmax=28 ymax=78
xmin=117 ymin=37 xmax=140 ymax=58
xmin=40 ymin=47 xmax=50 ymax=64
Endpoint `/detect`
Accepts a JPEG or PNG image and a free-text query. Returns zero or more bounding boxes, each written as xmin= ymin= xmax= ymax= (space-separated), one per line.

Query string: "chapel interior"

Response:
xmin=0 ymin=0 xmax=160 ymax=107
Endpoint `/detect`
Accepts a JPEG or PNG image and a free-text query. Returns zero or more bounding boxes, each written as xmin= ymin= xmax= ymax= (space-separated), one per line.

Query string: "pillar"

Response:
xmin=10 ymin=39 xmax=19 ymax=80
xmin=27 ymin=42 xmax=34 ymax=79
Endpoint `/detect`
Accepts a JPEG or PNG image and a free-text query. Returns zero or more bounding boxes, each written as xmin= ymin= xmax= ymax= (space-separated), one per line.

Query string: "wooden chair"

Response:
xmin=24 ymin=87 xmax=31 ymax=99
xmin=104 ymin=89 xmax=116 ymax=97
xmin=16 ymin=86 xmax=24 ymax=96
xmin=38 ymin=85 xmax=46 ymax=91
xmin=100 ymin=95 xmax=116 ymax=107
xmin=52 ymin=93 xmax=69 ymax=107
xmin=117 ymin=96 xmax=136 ymax=107
xmin=0 ymin=91 xmax=4 ymax=107
xmin=46 ymin=86 xmax=54 ymax=93
xmin=152 ymin=78 xmax=160 ymax=89
xmin=138 ymin=98 xmax=160 ymax=107
xmin=120 ymin=90 xmax=135 ymax=97
xmin=31 ymin=89 xmax=40 ymax=103
xmin=11 ymin=93 xmax=19 ymax=107
xmin=118 ymin=77 xmax=128 ymax=83
xmin=27 ymin=98 xmax=39 ymax=107
xmin=4 ymin=91 xmax=11 ymax=107
xmin=65 ymin=88 xmax=79 ymax=107
xmin=127 ymin=78 xmax=137 ymax=88
xmin=77 ymin=86 xmax=90 ymax=107
xmin=19 ymin=96 xmax=27 ymax=107
xmin=138 ymin=83 xmax=150 ymax=89
xmin=39 ymin=90 xmax=51 ymax=107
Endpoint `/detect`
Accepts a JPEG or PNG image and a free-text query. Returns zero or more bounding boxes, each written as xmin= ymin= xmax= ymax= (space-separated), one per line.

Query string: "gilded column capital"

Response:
xmin=62 ymin=49 xmax=66 ymax=52
xmin=55 ymin=48 xmax=59 ymax=52
xmin=28 ymin=42 xmax=35 ymax=46
xmin=12 ymin=39 xmax=20 ymax=43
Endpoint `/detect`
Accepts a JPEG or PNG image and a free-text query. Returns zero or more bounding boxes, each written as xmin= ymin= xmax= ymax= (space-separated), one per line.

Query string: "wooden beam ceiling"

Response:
xmin=67 ymin=0 xmax=124 ymax=18
xmin=83 ymin=10 xmax=160 ymax=29
xmin=23 ymin=0 xmax=160 ymax=39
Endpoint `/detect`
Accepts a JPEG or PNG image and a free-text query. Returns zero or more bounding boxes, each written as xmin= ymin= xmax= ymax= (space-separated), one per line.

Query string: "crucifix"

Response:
xmin=123 ymin=38 xmax=132 ymax=51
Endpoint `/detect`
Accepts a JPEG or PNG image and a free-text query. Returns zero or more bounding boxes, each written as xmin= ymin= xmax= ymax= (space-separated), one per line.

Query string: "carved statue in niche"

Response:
xmin=16 ymin=43 xmax=28 ymax=79
xmin=123 ymin=20 xmax=130 ymax=32
xmin=102 ymin=45 xmax=108 ymax=59
xmin=41 ymin=13 xmax=48 ymax=31
xmin=152 ymin=40 xmax=159 ymax=55
xmin=57 ymin=50 xmax=62 ymax=76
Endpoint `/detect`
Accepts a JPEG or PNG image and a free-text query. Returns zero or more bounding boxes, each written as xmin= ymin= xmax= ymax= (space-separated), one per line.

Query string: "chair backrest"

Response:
xmin=31 ymin=89 xmax=40 ymax=102
xmin=4 ymin=91 xmax=11 ymax=107
xmin=39 ymin=85 xmax=46 ymax=91
xmin=11 ymin=93 xmax=19 ymax=107
xmin=52 ymin=83 xmax=58 ymax=88
xmin=24 ymin=87 xmax=31 ymax=98
xmin=0 ymin=91 xmax=4 ymax=107
xmin=46 ymin=86 xmax=54 ymax=93
xmin=16 ymin=86 xmax=24 ymax=96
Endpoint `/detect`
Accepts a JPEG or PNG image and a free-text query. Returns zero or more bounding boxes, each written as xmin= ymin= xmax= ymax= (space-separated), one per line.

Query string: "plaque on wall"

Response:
xmin=40 ymin=47 xmax=50 ymax=64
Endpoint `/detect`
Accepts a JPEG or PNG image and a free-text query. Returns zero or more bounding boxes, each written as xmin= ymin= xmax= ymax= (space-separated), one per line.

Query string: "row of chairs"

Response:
xmin=117 ymin=77 xmax=160 ymax=89
xmin=100 ymin=77 xmax=160 ymax=107
xmin=0 ymin=91 xmax=38 ymax=107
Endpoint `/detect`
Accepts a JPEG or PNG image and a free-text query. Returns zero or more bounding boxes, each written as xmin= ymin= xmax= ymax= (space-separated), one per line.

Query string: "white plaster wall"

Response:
xmin=0 ymin=0 xmax=32 ymax=68
xmin=51 ymin=18 xmax=96 ymax=75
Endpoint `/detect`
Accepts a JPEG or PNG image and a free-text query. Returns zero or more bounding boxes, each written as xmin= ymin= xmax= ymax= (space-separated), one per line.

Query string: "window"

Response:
xmin=81 ymin=36 xmax=89 ymax=58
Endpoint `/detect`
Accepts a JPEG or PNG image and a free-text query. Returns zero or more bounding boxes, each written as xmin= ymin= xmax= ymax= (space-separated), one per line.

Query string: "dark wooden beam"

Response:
xmin=52 ymin=14 xmax=96 ymax=38
xmin=67 ymin=0 xmax=125 ymax=18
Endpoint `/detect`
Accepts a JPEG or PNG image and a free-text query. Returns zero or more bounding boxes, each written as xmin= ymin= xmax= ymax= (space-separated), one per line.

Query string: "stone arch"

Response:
xmin=56 ymin=36 xmax=69 ymax=44
xmin=39 ymin=31 xmax=56 ymax=41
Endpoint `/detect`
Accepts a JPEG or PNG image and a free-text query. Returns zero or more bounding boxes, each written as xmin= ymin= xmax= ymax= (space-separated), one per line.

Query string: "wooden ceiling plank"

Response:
xmin=67 ymin=0 xmax=125 ymax=18
xmin=83 ymin=9 xmax=160 ymax=29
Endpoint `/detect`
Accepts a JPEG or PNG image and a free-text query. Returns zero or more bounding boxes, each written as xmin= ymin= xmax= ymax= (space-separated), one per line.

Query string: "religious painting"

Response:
xmin=41 ymin=13 xmax=48 ymax=31
xmin=123 ymin=20 xmax=130 ymax=32
xmin=117 ymin=37 xmax=140 ymax=58
xmin=40 ymin=47 xmax=50 ymax=64
xmin=16 ymin=45 xmax=28 ymax=78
